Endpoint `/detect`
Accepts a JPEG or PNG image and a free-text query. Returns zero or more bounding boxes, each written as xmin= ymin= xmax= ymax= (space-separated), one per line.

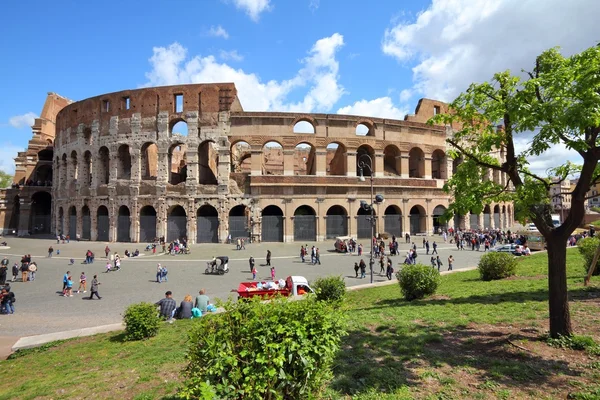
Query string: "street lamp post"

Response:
xmin=358 ymin=154 xmax=384 ymax=284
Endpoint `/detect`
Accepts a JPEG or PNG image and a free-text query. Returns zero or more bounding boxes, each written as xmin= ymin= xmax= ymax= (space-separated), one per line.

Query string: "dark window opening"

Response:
xmin=102 ymin=100 xmax=110 ymax=112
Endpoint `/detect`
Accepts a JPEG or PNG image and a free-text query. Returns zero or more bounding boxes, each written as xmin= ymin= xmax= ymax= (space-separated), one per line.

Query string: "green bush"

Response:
xmin=577 ymin=237 xmax=600 ymax=276
xmin=123 ymin=302 xmax=161 ymax=341
xmin=179 ymin=297 xmax=347 ymax=400
xmin=477 ymin=252 xmax=518 ymax=281
xmin=312 ymin=275 xmax=346 ymax=304
xmin=395 ymin=264 xmax=440 ymax=301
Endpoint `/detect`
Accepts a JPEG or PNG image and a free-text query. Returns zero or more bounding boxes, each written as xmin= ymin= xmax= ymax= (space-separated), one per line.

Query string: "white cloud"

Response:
xmin=337 ymin=97 xmax=408 ymax=120
xmin=207 ymin=25 xmax=229 ymax=39
xmin=0 ymin=144 xmax=22 ymax=175
xmin=382 ymin=0 xmax=600 ymax=102
xmin=219 ymin=49 xmax=244 ymax=62
xmin=9 ymin=112 xmax=37 ymax=129
xmin=309 ymin=0 xmax=320 ymax=11
xmin=143 ymin=33 xmax=345 ymax=113
xmin=230 ymin=0 xmax=272 ymax=21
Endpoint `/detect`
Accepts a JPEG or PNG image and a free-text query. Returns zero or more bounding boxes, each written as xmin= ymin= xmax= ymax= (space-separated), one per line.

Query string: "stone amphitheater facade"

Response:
xmin=1 ymin=83 xmax=513 ymax=243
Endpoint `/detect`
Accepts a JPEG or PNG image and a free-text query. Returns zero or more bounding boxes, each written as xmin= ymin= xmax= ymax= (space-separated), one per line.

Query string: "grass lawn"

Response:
xmin=2 ymin=248 xmax=600 ymax=400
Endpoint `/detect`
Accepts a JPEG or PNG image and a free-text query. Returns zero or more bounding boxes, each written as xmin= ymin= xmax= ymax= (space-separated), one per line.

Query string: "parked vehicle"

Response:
xmin=334 ymin=236 xmax=353 ymax=252
xmin=236 ymin=275 xmax=313 ymax=300
xmin=489 ymin=244 xmax=521 ymax=255
xmin=205 ymin=256 xmax=229 ymax=275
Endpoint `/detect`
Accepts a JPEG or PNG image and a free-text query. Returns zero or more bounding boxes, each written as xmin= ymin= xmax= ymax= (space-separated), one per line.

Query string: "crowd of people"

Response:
xmin=155 ymin=288 xmax=216 ymax=322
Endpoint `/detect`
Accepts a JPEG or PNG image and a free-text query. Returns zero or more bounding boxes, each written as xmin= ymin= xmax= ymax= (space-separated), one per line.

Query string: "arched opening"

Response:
xmin=357 ymin=206 xmax=376 ymax=239
xmin=452 ymin=155 xmax=464 ymax=176
xmin=34 ymin=165 xmax=53 ymax=185
xmin=170 ymin=120 xmax=188 ymax=136
xmin=167 ymin=205 xmax=187 ymax=242
xmin=229 ymin=205 xmax=250 ymax=240
xmin=384 ymin=205 xmax=402 ymax=237
xmin=98 ymin=147 xmax=110 ymax=185
xmin=383 ymin=145 xmax=401 ymax=176
xmin=432 ymin=205 xmax=447 ymax=234
xmin=70 ymin=151 xmax=78 ymax=182
xmin=83 ymin=127 xmax=92 ymax=143
xmin=117 ymin=205 xmax=131 ymax=242
xmin=68 ymin=206 xmax=77 ymax=239
xmin=262 ymin=141 xmax=283 ymax=175
xmin=409 ymin=147 xmax=425 ymax=178
xmin=409 ymin=205 xmax=426 ymax=235
xmin=494 ymin=204 xmax=501 ymax=229
xmin=97 ymin=206 xmax=109 ymax=241
xmin=326 ymin=142 xmax=347 ymax=176
xmin=198 ymin=140 xmax=218 ymax=185
xmin=30 ymin=192 xmax=52 ymax=234
xmin=197 ymin=205 xmax=219 ymax=243
xmin=483 ymin=205 xmax=492 ymax=229
xmin=294 ymin=205 xmax=316 ymax=241
xmin=432 ymin=150 xmax=447 ymax=179
xmin=9 ymin=196 xmax=21 ymax=235
xmin=261 ymin=205 xmax=284 ymax=242
xmin=140 ymin=206 xmax=157 ymax=242
xmin=231 ymin=141 xmax=252 ymax=173
xmin=117 ymin=144 xmax=132 ymax=180
xmin=82 ymin=205 xmax=91 ymax=240
xmin=168 ymin=143 xmax=187 ymax=185
xmin=356 ymin=145 xmax=375 ymax=177
xmin=293 ymin=120 xmax=315 ymax=134
xmin=356 ymin=123 xmax=373 ymax=136
xmin=294 ymin=143 xmax=316 ymax=175
xmin=46 ymin=139 xmax=53 ymax=146
xmin=326 ymin=205 xmax=348 ymax=239
xmin=470 ymin=209 xmax=479 ymax=230
xmin=141 ymin=142 xmax=159 ymax=180
xmin=37 ymin=148 xmax=53 ymax=161
xmin=81 ymin=151 xmax=92 ymax=186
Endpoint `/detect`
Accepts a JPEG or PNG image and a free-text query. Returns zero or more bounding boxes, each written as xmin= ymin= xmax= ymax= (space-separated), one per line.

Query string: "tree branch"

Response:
xmin=447 ymin=139 xmax=504 ymax=172
xmin=520 ymin=169 xmax=551 ymax=190
xmin=482 ymin=179 xmax=511 ymax=200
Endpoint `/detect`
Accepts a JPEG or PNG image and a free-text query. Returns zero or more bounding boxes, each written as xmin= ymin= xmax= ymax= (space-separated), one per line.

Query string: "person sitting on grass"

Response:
xmin=156 ymin=291 xmax=177 ymax=321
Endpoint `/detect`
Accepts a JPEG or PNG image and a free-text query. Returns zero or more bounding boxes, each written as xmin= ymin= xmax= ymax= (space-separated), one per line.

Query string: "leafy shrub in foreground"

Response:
xmin=312 ymin=275 xmax=346 ymax=304
xmin=477 ymin=252 xmax=517 ymax=281
xmin=395 ymin=263 xmax=440 ymax=301
xmin=179 ymin=296 xmax=347 ymax=400
xmin=123 ymin=302 xmax=161 ymax=341
xmin=577 ymin=237 xmax=600 ymax=276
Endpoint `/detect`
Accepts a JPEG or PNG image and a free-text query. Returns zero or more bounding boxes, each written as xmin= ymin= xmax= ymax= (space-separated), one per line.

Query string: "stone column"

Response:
xmin=447 ymin=215 xmax=455 ymax=231
xmin=156 ymin=198 xmax=167 ymax=241
xmin=400 ymin=154 xmax=409 ymax=178
xmin=130 ymin=198 xmax=139 ymax=243
xmin=374 ymin=153 xmax=384 ymax=178
xmin=91 ymin=204 xmax=98 ymax=241
xmin=251 ymin=149 xmax=262 ymax=176
xmin=187 ymin=198 xmax=197 ymax=245
xmin=157 ymin=151 xmax=169 ymax=184
xmin=316 ymin=198 xmax=325 ymax=242
xmin=18 ymin=201 xmax=31 ymax=237
xmin=477 ymin=213 xmax=484 ymax=230
xmin=283 ymin=149 xmax=295 ymax=176
xmin=347 ymin=199 xmax=356 ymax=238
xmin=130 ymin=149 xmax=141 ymax=184
xmin=283 ymin=199 xmax=293 ymax=242
xmin=108 ymin=198 xmax=115 ymax=242
xmin=315 ymin=150 xmax=327 ymax=177
xmin=424 ymin=156 xmax=432 ymax=179
xmin=346 ymin=152 xmax=357 ymax=177
xmin=76 ymin=201 xmax=83 ymax=240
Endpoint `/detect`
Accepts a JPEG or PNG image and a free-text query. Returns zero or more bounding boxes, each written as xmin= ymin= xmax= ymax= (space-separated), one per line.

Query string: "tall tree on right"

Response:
xmin=430 ymin=45 xmax=600 ymax=338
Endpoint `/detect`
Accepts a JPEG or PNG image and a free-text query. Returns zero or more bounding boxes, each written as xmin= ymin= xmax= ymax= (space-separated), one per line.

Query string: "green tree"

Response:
xmin=0 ymin=170 xmax=12 ymax=188
xmin=430 ymin=45 xmax=600 ymax=338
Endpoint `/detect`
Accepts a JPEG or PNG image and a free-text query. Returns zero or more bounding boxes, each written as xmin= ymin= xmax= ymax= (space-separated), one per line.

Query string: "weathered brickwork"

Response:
xmin=1 ymin=83 xmax=513 ymax=242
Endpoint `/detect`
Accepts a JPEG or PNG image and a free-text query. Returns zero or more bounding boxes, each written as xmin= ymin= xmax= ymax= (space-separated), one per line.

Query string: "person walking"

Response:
xmin=436 ymin=256 xmax=443 ymax=272
xmin=64 ymin=276 xmax=74 ymax=297
xmin=447 ymin=255 xmax=454 ymax=271
xmin=425 ymin=240 xmax=430 ymax=255
xmin=386 ymin=258 xmax=394 ymax=280
xmin=315 ymin=248 xmax=321 ymax=265
xmin=300 ymin=246 xmax=305 ymax=263
xmin=432 ymin=242 xmax=438 ymax=254
xmin=270 ymin=266 xmax=276 ymax=281
xmin=12 ymin=263 xmax=19 ymax=282
xmin=89 ymin=275 xmax=101 ymax=299
xmin=48 ymin=246 xmax=54 ymax=258
xmin=354 ymin=262 xmax=359 ymax=278
xmin=156 ymin=264 xmax=163 ymax=283
xmin=252 ymin=266 xmax=257 ymax=280
xmin=379 ymin=256 xmax=386 ymax=274
xmin=249 ymin=256 xmax=255 ymax=272
xmin=20 ymin=262 xmax=29 ymax=282
xmin=104 ymin=245 xmax=110 ymax=258
xmin=28 ymin=262 xmax=37 ymax=281
xmin=77 ymin=272 xmax=87 ymax=293
xmin=0 ymin=258 xmax=7 ymax=285
xmin=359 ymin=259 xmax=367 ymax=279
xmin=236 ymin=238 xmax=241 ymax=250
xmin=266 ymin=250 xmax=272 ymax=266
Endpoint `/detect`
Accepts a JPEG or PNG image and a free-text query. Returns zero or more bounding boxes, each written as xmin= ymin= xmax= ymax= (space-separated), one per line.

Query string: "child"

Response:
xmin=69 ymin=258 xmax=75 ymax=265
xmin=64 ymin=276 xmax=74 ymax=297
xmin=270 ymin=266 xmax=275 ymax=281
xmin=77 ymin=272 xmax=87 ymax=293
xmin=105 ymin=262 xmax=112 ymax=273
xmin=252 ymin=266 xmax=257 ymax=280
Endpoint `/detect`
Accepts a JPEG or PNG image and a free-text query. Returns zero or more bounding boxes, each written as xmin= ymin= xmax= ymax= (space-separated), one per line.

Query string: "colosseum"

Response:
xmin=0 ymin=83 xmax=513 ymax=243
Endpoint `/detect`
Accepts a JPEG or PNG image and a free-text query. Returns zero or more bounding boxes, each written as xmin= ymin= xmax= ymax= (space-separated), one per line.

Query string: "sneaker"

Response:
xmin=98 ymin=297 xmax=102 ymax=299
xmin=69 ymin=295 xmax=73 ymax=297
xmin=77 ymin=291 xmax=80 ymax=293
xmin=83 ymin=291 xmax=87 ymax=293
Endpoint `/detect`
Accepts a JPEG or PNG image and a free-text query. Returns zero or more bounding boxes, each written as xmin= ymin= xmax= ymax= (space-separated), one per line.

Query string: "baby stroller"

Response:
xmin=205 ymin=256 xmax=229 ymax=275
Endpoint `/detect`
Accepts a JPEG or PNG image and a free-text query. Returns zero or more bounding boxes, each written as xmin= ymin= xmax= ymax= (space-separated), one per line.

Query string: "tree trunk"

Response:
xmin=546 ymin=237 xmax=573 ymax=337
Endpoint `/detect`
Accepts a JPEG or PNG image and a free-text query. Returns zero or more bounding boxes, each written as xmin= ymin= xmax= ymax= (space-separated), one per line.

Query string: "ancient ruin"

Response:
xmin=0 ymin=83 xmax=513 ymax=243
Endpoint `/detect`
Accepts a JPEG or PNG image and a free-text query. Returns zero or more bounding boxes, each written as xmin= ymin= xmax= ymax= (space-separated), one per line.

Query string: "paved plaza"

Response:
xmin=0 ymin=236 xmax=488 ymax=337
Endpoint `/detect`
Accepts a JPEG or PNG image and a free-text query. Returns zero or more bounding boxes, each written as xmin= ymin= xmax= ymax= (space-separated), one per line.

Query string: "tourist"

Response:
xmin=266 ymin=250 xmax=272 ymax=266
xmin=177 ymin=294 xmax=194 ymax=319
xmin=300 ymin=245 xmax=306 ymax=263
xmin=89 ymin=275 xmax=101 ymax=299
xmin=311 ymin=246 xmax=316 ymax=264
xmin=359 ymin=259 xmax=367 ymax=279
xmin=155 ymin=291 xmax=177 ymax=320
xmin=28 ymin=262 xmax=37 ymax=281
xmin=0 ymin=287 xmax=15 ymax=314
xmin=194 ymin=289 xmax=210 ymax=313
xmin=77 ymin=272 xmax=87 ymax=293
xmin=431 ymin=256 xmax=436 ymax=268
xmin=379 ymin=256 xmax=385 ymax=274
xmin=161 ymin=265 xmax=168 ymax=282
xmin=104 ymin=245 xmax=110 ymax=258
xmin=0 ymin=259 xmax=7 ymax=285
xmin=447 ymin=255 xmax=454 ymax=271
xmin=426 ymin=240 xmax=430 ymax=254
xmin=436 ymin=256 xmax=443 ymax=272
xmin=105 ymin=261 xmax=112 ymax=273
xmin=236 ymin=238 xmax=241 ymax=250
xmin=248 ymin=256 xmax=255 ymax=272
xmin=48 ymin=246 xmax=54 ymax=257
xmin=386 ymin=259 xmax=394 ymax=281
xmin=432 ymin=241 xmax=438 ymax=254
xmin=64 ymin=276 xmax=74 ymax=297
xmin=354 ymin=262 xmax=359 ymax=278
xmin=315 ymin=248 xmax=321 ymax=265
xmin=156 ymin=264 xmax=163 ymax=283
xmin=270 ymin=266 xmax=276 ymax=280
xmin=20 ymin=262 xmax=29 ymax=282
xmin=12 ymin=263 xmax=19 ymax=282
xmin=114 ymin=257 xmax=121 ymax=271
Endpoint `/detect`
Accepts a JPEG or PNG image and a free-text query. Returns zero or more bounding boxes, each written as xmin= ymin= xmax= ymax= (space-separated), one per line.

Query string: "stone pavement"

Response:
xmin=0 ymin=236 xmax=488 ymax=356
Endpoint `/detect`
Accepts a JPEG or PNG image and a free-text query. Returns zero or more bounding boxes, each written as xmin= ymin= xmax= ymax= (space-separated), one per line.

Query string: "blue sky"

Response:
xmin=0 ymin=0 xmax=598 ymax=175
